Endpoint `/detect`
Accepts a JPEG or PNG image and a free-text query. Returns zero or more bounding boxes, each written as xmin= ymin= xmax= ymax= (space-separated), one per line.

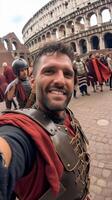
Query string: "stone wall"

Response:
xmin=0 ymin=32 xmax=30 ymax=66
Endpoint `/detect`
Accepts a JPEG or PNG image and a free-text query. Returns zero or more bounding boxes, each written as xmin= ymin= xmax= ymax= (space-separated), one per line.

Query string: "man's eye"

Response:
xmin=44 ymin=69 xmax=55 ymax=75
xmin=64 ymin=71 xmax=73 ymax=78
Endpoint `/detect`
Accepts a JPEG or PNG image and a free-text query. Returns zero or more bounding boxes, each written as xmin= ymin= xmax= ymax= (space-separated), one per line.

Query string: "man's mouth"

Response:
xmin=49 ymin=88 xmax=66 ymax=95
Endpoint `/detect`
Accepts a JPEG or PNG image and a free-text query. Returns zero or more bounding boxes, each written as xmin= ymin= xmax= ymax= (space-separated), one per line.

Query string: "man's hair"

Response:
xmin=33 ymin=41 xmax=75 ymax=76
xmin=89 ymin=53 xmax=93 ymax=58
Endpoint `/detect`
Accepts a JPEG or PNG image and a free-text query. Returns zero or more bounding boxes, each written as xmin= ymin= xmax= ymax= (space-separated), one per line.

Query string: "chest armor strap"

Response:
xmin=2 ymin=108 xmax=90 ymax=200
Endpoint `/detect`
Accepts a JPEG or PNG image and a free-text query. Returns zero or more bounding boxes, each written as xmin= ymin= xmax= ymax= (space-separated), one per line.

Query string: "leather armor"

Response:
xmin=3 ymin=108 xmax=90 ymax=200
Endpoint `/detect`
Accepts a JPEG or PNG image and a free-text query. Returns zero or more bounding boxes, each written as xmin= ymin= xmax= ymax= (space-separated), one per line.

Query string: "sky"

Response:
xmin=0 ymin=0 xmax=111 ymax=43
xmin=0 ymin=0 xmax=50 ymax=43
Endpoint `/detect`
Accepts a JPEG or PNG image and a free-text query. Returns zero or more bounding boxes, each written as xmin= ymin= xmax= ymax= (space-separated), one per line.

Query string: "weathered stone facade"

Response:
xmin=22 ymin=0 xmax=112 ymax=60
xmin=0 ymin=32 xmax=30 ymax=66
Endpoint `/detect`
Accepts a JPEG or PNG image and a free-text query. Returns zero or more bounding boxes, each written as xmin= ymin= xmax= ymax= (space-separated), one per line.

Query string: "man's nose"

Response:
xmin=54 ymin=71 xmax=65 ymax=84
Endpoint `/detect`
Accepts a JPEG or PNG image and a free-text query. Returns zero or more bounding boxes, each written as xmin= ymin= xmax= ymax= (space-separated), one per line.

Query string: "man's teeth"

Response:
xmin=51 ymin=91 xmax=64 ymax=95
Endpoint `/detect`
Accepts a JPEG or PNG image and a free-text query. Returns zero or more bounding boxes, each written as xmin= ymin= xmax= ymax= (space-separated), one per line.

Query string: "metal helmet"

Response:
xmin=12 ymin=58 xmax=28 ymax=76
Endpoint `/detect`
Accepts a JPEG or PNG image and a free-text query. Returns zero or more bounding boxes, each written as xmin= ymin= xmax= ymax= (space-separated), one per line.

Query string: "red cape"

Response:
xmin=0 ymin=113 xmax=63 ymax=199
xmin=92 ymin=58 xmax=111 ymax=83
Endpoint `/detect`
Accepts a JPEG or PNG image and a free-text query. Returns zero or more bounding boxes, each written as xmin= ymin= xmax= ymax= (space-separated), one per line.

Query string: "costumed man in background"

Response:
xmin=73 ymin=56 xmax=90 ymax=96
xmin=5 ymin=58 xmax=35 ymax=109
xmin=0 ymin=41 xmax=90 ymax=200
xmin=73 ymin=60 xmax=78 ymax=98
xmin=106 ymin=53 xmax=112 ymax=90
xmin=2 ymin=62 xmax=17 ymax=109
xmin=0 ymin=67 xmax=8 ymax=103
xmin=86 ymin=53 xmax=110 ymax=92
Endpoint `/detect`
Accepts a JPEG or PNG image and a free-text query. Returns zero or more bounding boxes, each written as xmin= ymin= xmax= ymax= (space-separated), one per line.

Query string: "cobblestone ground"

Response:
xmin=0 ymin=85 xmax=112 ymax=200
xmin=69 ymin=86 xmax=112 ymax=200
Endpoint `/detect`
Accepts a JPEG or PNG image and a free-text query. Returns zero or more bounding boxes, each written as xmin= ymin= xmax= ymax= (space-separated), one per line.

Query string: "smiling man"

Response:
xmin=0 ymin=41 xmax=90 ymax=200
xmin=35 ymin=50 xmax=74 ymax=119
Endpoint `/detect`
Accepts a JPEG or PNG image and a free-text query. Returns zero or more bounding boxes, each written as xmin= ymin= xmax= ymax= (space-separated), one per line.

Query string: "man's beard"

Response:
xmin=36 ymin=88 xmax=72 ymax=112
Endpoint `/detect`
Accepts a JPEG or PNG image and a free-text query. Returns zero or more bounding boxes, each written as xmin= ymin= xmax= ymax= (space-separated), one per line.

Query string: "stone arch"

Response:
xmin=29 ymin=42 xmax=32 ymax=48
xmin=3 ymin=39 xmax=10 ymax=50
xmin=79 ymin=39 xmax=87 ymax=54
xmin=31 ymin=40 xmax=34 ymax=47
xmin=46 ymin=32 xmax=51 ymax=41
xmin=75 ymin=16 xmax=85 ymax=31
xmin=70 ymin=42 xmax=76 ymax=52
xmin=34 ymin=38 xmax=37 ymax=44
xmin=59 ymin=24 xmax=66 ymax=37
xmin=90 ymin=35 xmax=100 ymax=50
xmin=104 ymin=32 xmax=112 ymax=48
xmin=87 ymin=12 xmax=97 ymax=26
xmin=52 ymin=28 xmax=57 ymax=39
xmin=12 ymin=41 xmax=18 ymax=50
xmin=66 ymin=20 xmax=74 ymax=34
xmin=19 ymin=53 xmax=25 ymax=59
xmin=101 ymin=8 xmax=111 ymax=23
xmin=42 ymin=35 xmax=46 ymax=42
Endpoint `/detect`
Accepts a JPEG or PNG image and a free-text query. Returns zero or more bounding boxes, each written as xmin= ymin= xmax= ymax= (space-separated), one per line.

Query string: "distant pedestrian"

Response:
xmin=2 ymin=62 xmax=17 ymax=109
xmin=2 ymin=62 xmax=15 ymax=84
xmin=73 ymin=56 xmax=90 ymax=96
xmin=106 ymin=53 xmax=112 ymax=90
xmin=73 ymin=61 xmax=78 ymax=98
xmin=0 ymin=69 xmax=8 ymax=104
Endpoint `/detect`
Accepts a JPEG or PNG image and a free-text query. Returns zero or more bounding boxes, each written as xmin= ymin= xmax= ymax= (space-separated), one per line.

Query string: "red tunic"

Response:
xmin=0 ymin=74 xmax=8 ymax=101
xmin=4 ymin=66 xmax=15 ymax=84
xmin=0 ymin=113 xmax=64 ymax=200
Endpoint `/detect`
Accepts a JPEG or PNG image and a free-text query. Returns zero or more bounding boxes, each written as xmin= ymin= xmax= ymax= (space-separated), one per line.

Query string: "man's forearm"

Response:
xmin=7 ymin=85 xmax=16 ymax=101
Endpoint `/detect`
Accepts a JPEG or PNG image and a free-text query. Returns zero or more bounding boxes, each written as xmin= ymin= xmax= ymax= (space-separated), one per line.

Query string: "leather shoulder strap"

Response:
xmin=2 ymin=108 xmax=56 ymax=136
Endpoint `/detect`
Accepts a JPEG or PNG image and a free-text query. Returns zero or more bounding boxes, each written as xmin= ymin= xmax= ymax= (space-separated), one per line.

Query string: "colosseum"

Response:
xmin=22 ymin=0 xmax=112 ymax=61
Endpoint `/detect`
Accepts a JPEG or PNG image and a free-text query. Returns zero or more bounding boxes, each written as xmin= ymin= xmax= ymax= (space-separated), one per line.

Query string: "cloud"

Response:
xmin=0 ymin=0 xmax=50 ymax=42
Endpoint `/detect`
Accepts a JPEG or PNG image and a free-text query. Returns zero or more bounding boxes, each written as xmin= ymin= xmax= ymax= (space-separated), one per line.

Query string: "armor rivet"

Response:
xmin=67 ymin=163 xmax=70 ymax=167
xmin=58 ymin=126 xmax=60 ymax=130
xmin=50 ymin=129 xmax=53 ymax=132
xmin=65 ymin=127 xmax=67 ymax=131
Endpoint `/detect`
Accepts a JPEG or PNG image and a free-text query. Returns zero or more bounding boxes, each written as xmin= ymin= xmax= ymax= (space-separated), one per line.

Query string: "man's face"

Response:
xmin=35 ymin=53 xmax=74 ymax=112
xmin=19 ymin=68 xmax=28 ymax=80
xmin=76 ymin=56 xmax=80 ymax=62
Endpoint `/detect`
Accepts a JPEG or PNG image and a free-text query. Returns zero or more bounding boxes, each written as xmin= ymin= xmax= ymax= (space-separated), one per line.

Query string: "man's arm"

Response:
xmin=0 ymin=137 xmax=12 ymax=200
xmin=6 ymin=83 xmax=16 ymax=101
xmin=0 ymin=125 xmax=36 ymax=199
xmin=5 ymin=78 xmax=18 ymax=101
